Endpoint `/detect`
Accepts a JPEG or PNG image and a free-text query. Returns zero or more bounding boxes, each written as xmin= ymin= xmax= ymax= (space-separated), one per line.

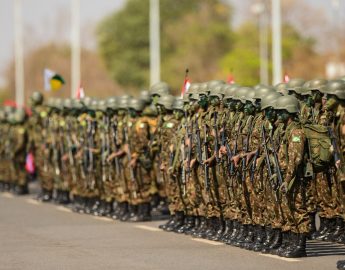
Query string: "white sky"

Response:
xmin=0 ymin=0 xmax=343 ymax=87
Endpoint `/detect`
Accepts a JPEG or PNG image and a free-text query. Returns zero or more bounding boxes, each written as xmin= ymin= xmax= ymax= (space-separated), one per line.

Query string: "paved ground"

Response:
xmin=1 ymin=187 xmax=345 ymax=270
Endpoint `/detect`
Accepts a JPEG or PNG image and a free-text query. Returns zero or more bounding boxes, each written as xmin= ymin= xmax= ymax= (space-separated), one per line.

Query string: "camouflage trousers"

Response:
xmin=166 ymin=171 xmax=185 ymax=214
xmin=250 ymin=165 xmax=267 ymax=226
xmin=113 ymin=161 xmax=130 ymax=203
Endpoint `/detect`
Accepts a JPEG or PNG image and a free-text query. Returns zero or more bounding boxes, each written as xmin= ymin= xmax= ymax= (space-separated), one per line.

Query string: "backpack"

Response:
xmin=303 ymin=124 xmax=332 ymax=171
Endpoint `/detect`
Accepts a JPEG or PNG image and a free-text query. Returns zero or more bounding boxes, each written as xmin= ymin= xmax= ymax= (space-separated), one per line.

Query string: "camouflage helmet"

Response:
xmin=209 ymin=84 xmax=226 ymax=99
xmin=118 ymin=96 xmax=131 ymax=110
xmin=72 ymin=98 xmax=84 ymax=110
xmin=233 ymin=87 xmax=251 ymax=103
xmin=97 ymin=99 xmax=107 ymax=112
xmin=142 ymin=103 xmax=158 ymax=116
xmin=150 ymin=82 xmax=171 ymax=97
xmin=300 ymin=78 xmax=328 ymax=96
xmin=273 ymin=95 xmax=300 ymax=113
xmin=128 ymin=98 xmax=146 ymax=112
xmin=107 ymin=97 xmax=118 ymax=111
xmin=189 ymin=92 xmax=200 ymax=101
xmin=321 ymin=80 xmax=345 ymax=100
xmin=244 ymin=88 xmax=256 ymax=103
xmin=207 ymin=80 xmax=225 ymax=92
xmin=223 ymin=84 xmax=240 ymax=100
xmin=286 ymin=78 xmax=306 ymax=93
xmin=81 ymin=96 xmax=93 ymax=108
xmin=0 ymin=109 xmax=6 ymax=122
xmin=63 ymin=98 xmax=73 ymax=109
xmin=89 ymin=99 xmax=99 ymax=111
xmin=254 ymin=84 xmax=268 ymax=91
xmin=14 ymin=108 xmax=27 ymax=123
xmin=139 ymin=90 xmax=151 ymax=104
xmin=7 ymin=112 xmax=16 ymax=124
xmin=182 ymin=93 xmax=190 ymax=104
xmin=253 ymin=85 xmax=275 ymax=100
xmin=3 ymin=105 xmax=15 ymax=115
xmin=30 ymin=91 xmax=44 ymax=106
xmin=261 ymin=92 xmax=282 ymax=110
xmin=188 ymin=83 xmax=200 ymax=96
xmin=53 ymin=98 xmax=63 ymax=110
xmin=275 ymin=82 xmax=288 ymax=95
xmin=157 ymin=95 xmax=176 ymax=110
xmin=198 ymin=82 xmax=209 ymax=96
xmin=172 ymin=97 xmax=185 ymax=111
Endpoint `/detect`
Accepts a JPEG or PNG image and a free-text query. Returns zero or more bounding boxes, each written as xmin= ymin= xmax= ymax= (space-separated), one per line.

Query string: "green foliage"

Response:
xmin=97 ymin=0 xmax=233 ymax=92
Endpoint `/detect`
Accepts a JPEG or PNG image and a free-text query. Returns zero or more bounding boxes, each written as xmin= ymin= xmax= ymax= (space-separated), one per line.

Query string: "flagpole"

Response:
xmin=271 ymin=0 xmax=282 ymax=85
xmin=14 ymin=0 xmax=25 ymax=107
xmin=150 ymin=0 xmax=161 ymax=86
xmin=71 ymin=0 xmax=80 ymax=98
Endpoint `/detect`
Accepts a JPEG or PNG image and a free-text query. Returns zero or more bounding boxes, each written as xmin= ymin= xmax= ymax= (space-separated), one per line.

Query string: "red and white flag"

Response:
xmin=283 ymin=74 xmax=290 ymax=83
xmin=227 ymin=73 xmax=235 ymax=84
xmin=181 ymin=69 xmax=191 ymax=97
xmin=76 ymin=85 xmax=85 ymax=100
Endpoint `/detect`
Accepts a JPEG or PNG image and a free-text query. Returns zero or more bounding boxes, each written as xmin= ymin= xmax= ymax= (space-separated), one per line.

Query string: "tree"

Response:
xmin=97 ymin=0 xmax=234 ymax=93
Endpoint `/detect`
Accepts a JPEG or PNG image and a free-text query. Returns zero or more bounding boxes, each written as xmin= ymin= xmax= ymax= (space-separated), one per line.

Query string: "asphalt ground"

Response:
xmin=1 ymin=184 xmax=345 ymax=270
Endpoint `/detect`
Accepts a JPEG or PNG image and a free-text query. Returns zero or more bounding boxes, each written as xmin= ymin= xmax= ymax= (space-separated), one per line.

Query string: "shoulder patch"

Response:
xmin=166 ymin=122 xmax=174 ymax=128
xmin=292 ymin=136 xmax=301 ymax=143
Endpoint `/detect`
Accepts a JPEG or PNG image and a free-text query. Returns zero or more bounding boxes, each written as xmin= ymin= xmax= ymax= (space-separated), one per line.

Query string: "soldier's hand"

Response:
xmin=190 ymin=158 xmax=196 ymax=169
xmin=168 ymin=166 xmax=174 ymax=175
xmin=219 ymin=145 xmax=227 ymax=156
xmin=61 ymin=154 xmax=68 ymax=162
xmin=124 ymin=144 xmax=129 ymax=153
xmin=129 ymin=158 xmax=136 ymax=168
xmin=160 ymin=163 xmax=166 ymax=171
xmin=231 ymin=155 xmax=240 ymax=167
xmin=169 ymin=144 xmax=174 ymax=153
xmin=279 ymin=182 xmax=288 ymax=194
xmin=336 ymin=159 xmax=341 ymax=169
xmin=342 ymin=125 xmax=345 ymax=136
xmin=204 ymin=157 xmax=213 ymax=165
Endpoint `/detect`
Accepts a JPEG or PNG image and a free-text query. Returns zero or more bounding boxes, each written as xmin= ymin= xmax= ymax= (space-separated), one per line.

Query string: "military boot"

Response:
xmin=330 ymin=218 xmax=345 ymax=242
xmin=220 ymin=219 xmax=233 ymax=242
xmin=159 ymin=215 xmax=175 ymax=230
xmin=118 ymin=202 xmax=130 ymax=221
xmin=262 ymin=229 xmax=282 ymax=254
xmin=15 ymin=184 xmax=29 ymax=195
xmin=271 ymin=231 xmax=290 ymax=255
xmin=225 ymin=220 xmax=240 ymax=245
xmin=129 ymin=203 xmax=151 ymax=222
xmin=308 ymin=212 xmax=317 ymax=240
xmin=111 ymin=202 xmax=124 ymax=220
xmin=251 ymin=225 xmax=266 ymax=252
xmin=0 ymin=181 xmax=4 ymax=192
xmin=185 ymin=216 xmax=200 ymax=235
xmin=207 ymin=218 xmax=224 ymax=241
xmin=91 ymin=198 xmax=101 ymax=215
xmin=125 ymin=204 xmax=138 ymax=222
xmin=283 ymin=233 xmax=307 ymax=258
xmin=319 ymin=218 xmax=336 ymax=242
xmin=241 ymin=224 xmax=255 ymax=249
xmin=166 ymin=211 xmax=184 ymax=232
xmin=315 ymin=217 xmax=330 ymax=240
xmin=176 ymin=216 xmax=196 ymax=234
xmin=104 ymin=201 xmax=113 ymax=217
xmin=38 ymin=189 xmax=53 ymax=202
xmin=337 ymin=260 xmax=345 ymax=270
xmin=58 ymin=190 xmax=70 ymax=205
xmin=193 ymin=217 xmax=210 ymax=238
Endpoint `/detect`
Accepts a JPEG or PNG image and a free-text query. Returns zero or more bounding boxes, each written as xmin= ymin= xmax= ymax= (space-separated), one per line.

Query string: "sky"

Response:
xmin=0 ymin=0 xmax=343 ymax=87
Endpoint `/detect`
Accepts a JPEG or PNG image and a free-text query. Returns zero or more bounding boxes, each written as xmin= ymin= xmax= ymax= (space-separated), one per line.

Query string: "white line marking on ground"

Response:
xmin=2 ymin=192 xmax=14 ymax=199
xmin=92 ymin=216 xmax=113 ymax=222
xmin=259 ymin=253 xmax=301 ymax=262
xmin=56 ymin=206 xmax=73 ymax=213
xmin=192 ymin=238 xmax=224 ymax=246
xmin=135 ymin=225 xmax=162 ymax=232
xmin=25 ymin=198 xmax=41 ymax=205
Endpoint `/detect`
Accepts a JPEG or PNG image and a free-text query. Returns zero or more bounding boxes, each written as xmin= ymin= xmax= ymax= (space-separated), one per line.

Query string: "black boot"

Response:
xmin=271 ymin=231 xmax=290 ymax=255
xmin=166 ymin=211 xmax=184 ymax=232
xmin=125 ymin=204 xmax=138 ymax=222
xmin=233 ymin=224 xmax=249 ymax=247
xmin=38 ymin=189 xmax=53 ymax=202
xmin=207 ymin=218 xmax=224 ymax=241
xmin=331 ymin=218 xmax=345 ymax=242
xmin=279 ymin=231 xmax=298 ymax=257
xmin=91 ymin=198 xmax=101 ymax=215
xmin=94 ymin=200 xmax=105 ymax=216
xmin=176 ymin=216 xmax=196 ymax=234
xmin=308 ymin=212 xmax=317 ymax=240
xmin=118 ymin=202 xmax=130 ymax=221
xmin=337 ymin=260 xmax=345 ymax=270
xmin=185 ymin=216 xmax=200 ymax=235
xmin=319 ymin=218 xmax=336 ymax=242
xmin=194 ymin=217 xmax=210 ymax=238
xmin=0 ymin=181 xmax=4 ymax=192
xmin=252 ymin=226 xmax=266 ymax=252
xmin=104 ymin=201 xmax=113 ymax=217
xmin=111 ymin=202 xmax=124 ymax=220
xmin=220 ymin=219 xmax=233 ymax=242
xmin=76 ymin=196 xmax=87 ymax=214
xmin=15 ymin=184 xmax=29 ymax=195
xmin=159 ymin=215 xmax=175 ymax=230
xmin=261 ymin=227 xmax=276 ymax=253
xmin=58 ymin=190 xmax=70 ymax=205
xmin=225 ymin=221 xmax=240 ymax=245
xmin=129 ymin=203 xmax=151 ymax=222
xmin=240 ymin=224 xmax=255 ymax=249
xmin=191 ymin=216 xmax=206 ymax=236
xmin=315 ymin=217 xmax=330 ymax=240
xmin=266 ymin=229 xmax=282 ymax=254
xmin=283 ymin=233 xmax=307 ymax=258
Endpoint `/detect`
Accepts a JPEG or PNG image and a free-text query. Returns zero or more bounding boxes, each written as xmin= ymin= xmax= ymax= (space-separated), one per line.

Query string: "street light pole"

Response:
xmin=14 ymin=0 xmax=25 ymax=106
xmin=271 ymin=0 xmax=282 ymax=85
xmin=71 ymin=0 xmax=80 ymax=98
xmin=150 ymin=0 xmax=161 ymax=86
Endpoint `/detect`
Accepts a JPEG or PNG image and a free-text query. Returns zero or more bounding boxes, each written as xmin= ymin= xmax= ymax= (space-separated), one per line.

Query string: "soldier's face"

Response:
xmin=209 ymin=96 xmax=220 ymax=107
xmin=312 ymin=90 xmax=322 ymax=103
xmin=157 ymin=105 xmax=166 ymax=115
xmin=244 ymin=101 xmax=255 ymax=115
xmin=152 ymin=95 xmax=160 ymax=105
xmin=236 ymin=101 xmax=244 ymax=111
xmin=129 ymin=109 xmax=137 ymax=118
xmin=198 ymin=95 xmax=208 ymax=110
xmin=264 ymin=107 xmax=276 ymax=122
xmin=276 ymin=109 xmax=290 ymax=123
xmin=324 ymin=95 xmax=339 ymax=111
xmin=173 ymin=109 xmax=183 ymax=120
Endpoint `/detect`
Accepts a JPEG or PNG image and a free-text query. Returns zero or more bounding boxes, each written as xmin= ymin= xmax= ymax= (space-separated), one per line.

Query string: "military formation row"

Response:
xmin=0 ymin=77 xmax=344 ymax=260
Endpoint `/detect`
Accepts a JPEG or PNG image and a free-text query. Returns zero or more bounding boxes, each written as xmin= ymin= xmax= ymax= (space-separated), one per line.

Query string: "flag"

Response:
xmin=283 ymin=74 xmax=290 ymax=83
xmin=44 ymin=68 xmax=65 ymax=91
xmin=227 ymin=73 xmax=235 ymax=84
xmin=25 ymin=152 xmax=35 ymax=174
xmin=181 ymin=69 xmax=191 ymax=97
xmin=76 ymin=85 xmax=85 ymax=100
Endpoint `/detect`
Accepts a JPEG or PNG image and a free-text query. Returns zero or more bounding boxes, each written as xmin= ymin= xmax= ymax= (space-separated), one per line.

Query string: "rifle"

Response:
xmin=185 ymin=112 xmax=193 ymax=180
xmin=86 ymin=119 xmax=96 ymax=190
xmin=66 ymin=120 xmax=77 ymax=185
xmin=203 ymin=124 xmax=210 ymax=192
xmin=50 ymin=118 xmax=61 ymax=176
xmin=250 ymin=149 xmax=259 ymax=182
xmin=229 ymin=121 xmax=241 ymax=175
xmin=101 ymin=115 xmax=109 ymax=183
xmin=267 ymin=132 xmax=283 ymax=189
xmin=213 ymin=112 xmax=220 ymax=164
xmin=124 ymin=125 xmax=138 ymax=199
xmin=111 ymin=120 xmax=121 ymax=177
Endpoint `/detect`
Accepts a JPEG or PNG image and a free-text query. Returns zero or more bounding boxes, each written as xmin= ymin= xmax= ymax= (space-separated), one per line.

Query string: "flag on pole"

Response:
xmin=283 ymin=73 xmax=290 ymax=83
xmin=181 ymin=69 xmax=191 ymax=97
xmin=227 ymin=73 xmax=235 ymax=84
xmin=44 ymin=68 xmax=65 ymax=91
xmin=76 ymin=85 xmax=85 ymax=100
xmin=25 ymin=152 xmax=35 ymax=174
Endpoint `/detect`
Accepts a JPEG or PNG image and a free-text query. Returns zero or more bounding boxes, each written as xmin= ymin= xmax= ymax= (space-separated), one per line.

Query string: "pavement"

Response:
xmin=1 ymin=185 xmax=345 ymax=270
